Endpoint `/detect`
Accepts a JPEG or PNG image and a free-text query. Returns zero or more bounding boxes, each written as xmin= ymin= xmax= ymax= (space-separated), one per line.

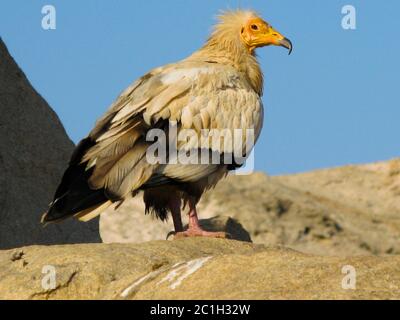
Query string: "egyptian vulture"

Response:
xmin=42 ymin=10 xmax=292 ymax=238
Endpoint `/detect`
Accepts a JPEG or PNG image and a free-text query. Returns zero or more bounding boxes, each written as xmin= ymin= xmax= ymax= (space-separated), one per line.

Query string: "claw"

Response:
xmin=166 ymin=231 xmax=176 ymax=240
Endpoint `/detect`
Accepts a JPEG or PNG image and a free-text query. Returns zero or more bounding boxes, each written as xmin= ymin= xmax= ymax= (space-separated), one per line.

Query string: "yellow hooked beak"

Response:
xmin=258 ymin=26 xmax=293 ymax=55
xmin=266 ymin=27 xmax=293 ymax=54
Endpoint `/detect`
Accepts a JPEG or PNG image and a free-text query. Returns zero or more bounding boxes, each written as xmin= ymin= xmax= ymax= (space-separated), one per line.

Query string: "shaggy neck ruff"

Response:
xmin=189 ymin=10 xmax=264 ymax=96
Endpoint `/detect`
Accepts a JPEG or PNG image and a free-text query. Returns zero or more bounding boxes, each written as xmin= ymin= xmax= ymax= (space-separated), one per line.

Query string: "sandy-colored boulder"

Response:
xmin=0 ymin=39 xmax=100 ymax=249
xmin=0 ymin=239 xmax=399 ymax=300
xmin=101 ymin=160 xmax=400 ymax=256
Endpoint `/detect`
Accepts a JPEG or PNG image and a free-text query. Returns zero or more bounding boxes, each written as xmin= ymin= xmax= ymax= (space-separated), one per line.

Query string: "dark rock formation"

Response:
xmin=0 ymin=38 xmax=100 ymax=249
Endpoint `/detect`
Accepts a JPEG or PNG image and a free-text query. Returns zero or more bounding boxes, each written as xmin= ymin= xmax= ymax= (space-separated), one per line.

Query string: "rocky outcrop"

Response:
xmin=0 ymin=238 xmax=399 ymax=300
xmin=101 ymin=159 xmax=400 ymax=256
xmin=0 ymin=39 xmax=100 ymax=249
xmin=0 ymin=37 xmax=399 ymax=300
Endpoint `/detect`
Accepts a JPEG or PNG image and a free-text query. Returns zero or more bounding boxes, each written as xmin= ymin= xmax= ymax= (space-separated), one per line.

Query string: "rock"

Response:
xmin=0 ymin=239 xmax=399 ymax=300
xmin=101 ymin=203 xmax=251 ymax=243
xmin=101 ymin=160 xmax=400 ymax=256
xmin=0 ymin=38 xmax=100 ymax=249
xmin=100 ymin=194 xmax=172 ymax=243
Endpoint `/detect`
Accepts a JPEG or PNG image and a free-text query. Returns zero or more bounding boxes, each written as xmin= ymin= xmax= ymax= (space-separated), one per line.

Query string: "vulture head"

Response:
xmin=210 ymin=10 xmax=293 ymax=55
xmin=240 ymin=17 xmax=292 ymax=54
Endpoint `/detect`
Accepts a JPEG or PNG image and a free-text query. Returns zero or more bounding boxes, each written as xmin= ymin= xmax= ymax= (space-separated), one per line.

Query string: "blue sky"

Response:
xmin=1 ymin=0 xmax=399 ymax=175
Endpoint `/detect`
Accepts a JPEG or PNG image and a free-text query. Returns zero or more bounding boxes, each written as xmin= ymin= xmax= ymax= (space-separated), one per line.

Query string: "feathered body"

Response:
xmin=42 ymin=10 xmax=291 ymax=236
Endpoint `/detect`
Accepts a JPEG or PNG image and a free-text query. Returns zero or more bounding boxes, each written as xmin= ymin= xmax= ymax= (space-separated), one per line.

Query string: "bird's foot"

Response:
xmin=173 ymin=228 xmax=228 ymax=239
xmin=166 ymin=198 xmax=229 ymax=240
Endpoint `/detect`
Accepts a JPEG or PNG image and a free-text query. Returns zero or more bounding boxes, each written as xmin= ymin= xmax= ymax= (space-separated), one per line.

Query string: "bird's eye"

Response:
xmin=251 ymin=24 xmax=259 ymax=31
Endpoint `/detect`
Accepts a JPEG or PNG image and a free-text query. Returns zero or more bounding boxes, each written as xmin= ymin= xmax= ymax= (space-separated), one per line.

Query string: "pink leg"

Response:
xmin=174 ymin=199 xmax=226 ymax=239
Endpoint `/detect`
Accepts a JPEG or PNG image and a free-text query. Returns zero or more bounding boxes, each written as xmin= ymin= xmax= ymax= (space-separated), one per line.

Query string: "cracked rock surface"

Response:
xmin=1 ymin=238 xmax=400 ymax=300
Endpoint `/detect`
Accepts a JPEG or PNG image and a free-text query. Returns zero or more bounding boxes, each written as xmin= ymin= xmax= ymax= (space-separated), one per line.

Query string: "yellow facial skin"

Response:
xmin=240 ymin=18 xmax=292 ymax=54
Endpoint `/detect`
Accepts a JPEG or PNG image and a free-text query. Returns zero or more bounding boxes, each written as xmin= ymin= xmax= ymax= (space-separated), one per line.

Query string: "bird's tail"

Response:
xmin=41 ymin=138 xmax=111 ymax=225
